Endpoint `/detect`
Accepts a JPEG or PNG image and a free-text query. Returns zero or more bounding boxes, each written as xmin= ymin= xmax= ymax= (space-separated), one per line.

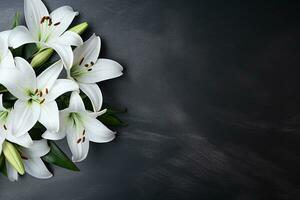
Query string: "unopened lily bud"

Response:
xmin=3 ymin=141 xmax=25 ymax=175
xmin=31 ymin=48 xmax=54 ymax=68
xmin=69 ymin=22 xmax=88 ymax=35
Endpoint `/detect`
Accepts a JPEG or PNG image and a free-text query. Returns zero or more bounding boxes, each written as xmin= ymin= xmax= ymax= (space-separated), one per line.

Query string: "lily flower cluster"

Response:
xmin=0 ymin=0 xmax=124 ymax=181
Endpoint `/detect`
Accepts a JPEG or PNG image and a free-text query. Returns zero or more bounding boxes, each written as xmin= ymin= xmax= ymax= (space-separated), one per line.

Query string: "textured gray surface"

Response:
xmin=0 ymin=0 xmax=300 ymax=199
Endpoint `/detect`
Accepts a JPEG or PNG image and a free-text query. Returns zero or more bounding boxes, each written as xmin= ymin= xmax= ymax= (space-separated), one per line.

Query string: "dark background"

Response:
xmin=0 ymin=0 xmax=300 ymax=199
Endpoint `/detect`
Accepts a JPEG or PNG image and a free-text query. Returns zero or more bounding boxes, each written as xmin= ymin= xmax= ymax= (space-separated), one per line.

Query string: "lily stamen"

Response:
xmin=79 ymin=57 xmax=84 ymax=65
xmin=40 ymin=98 xmax=45 ymax=104
xmin=45 ymin=88 xmax=49 ymax=94
xmin=40 ymin=16 xmax=46 ymax=24
xmin=20 ymin=155 xmax=28 ymax=160
xmin=54 ymin=22 xmax=61 ymax=26
xmin=3 ymin=124 xmax=7 ymax=130
xmin=48 ymin=18 xmax=52 ymax=26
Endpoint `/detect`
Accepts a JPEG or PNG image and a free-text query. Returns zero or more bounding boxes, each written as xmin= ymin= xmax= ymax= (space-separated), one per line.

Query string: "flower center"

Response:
xmin=27 ymin=88 xmax=48 ymax=104
xmin=68 ymin=112 xmax=86 ymax=144
xmin=76 ymin=130 xmax=86 ymax=144
xmin=38 ymin=16 xmax=61 ymax=44
xmin=70 ymin=57 xmax=95 ymax=80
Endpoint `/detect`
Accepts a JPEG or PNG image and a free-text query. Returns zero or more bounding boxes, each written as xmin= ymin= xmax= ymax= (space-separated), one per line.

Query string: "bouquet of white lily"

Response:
xmin=0 ymin=0 xmax=126 ymax=181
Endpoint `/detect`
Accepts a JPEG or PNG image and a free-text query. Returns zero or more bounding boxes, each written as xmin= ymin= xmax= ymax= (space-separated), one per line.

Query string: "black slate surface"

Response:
xmin=0 ymin=0 xmax=300 ymax=199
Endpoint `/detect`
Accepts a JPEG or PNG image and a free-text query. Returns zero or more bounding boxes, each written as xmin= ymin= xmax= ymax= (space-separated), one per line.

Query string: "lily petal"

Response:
xmin=66 ymin=123 xmax=89 ymax=162
xmin=9 ymin=26 xmax=35 ymax=48
xmin=15 ymin=57 xmax=37 ymax=89
xmin=12 ymin=100 xmax=40 ymax=137
xmin=69 ymin=91 xmax=85 ymax=112
xmin=21 ymin=139 xmax=50 ymax=158
xmin=39 ymin=101 xmax=59 ymax=132
xmin=49 ymin=31 xmax=83 ymax=47
xmin=46 ymin=79 xmax=79 ymax=102
xmin=0 ymin=30 xmax=12 ymax=48
xmin=42 ymin=130 xmax=65 ymax=140
xmin=50 ymin=6 xmax=78 ymax=38
xmin=0 ymin=133 xmax=5 ymax=154
xmin=0 ymin=31 xmax=14 ymax=68
xmin=42 ymin=110 xmax=67 ymax=140
xmin=79 ymin=83 xmax=102 ymax=111
xmin=24 ymin=0 xmax=49 ymax=38
xmin=0 ymin=68 xmax=30 ymax=100
xmin=6 ymin=162 xmax=18 ymax=182
xmin=76 ymin=59 xmax=123 ymax=84
xmin=84 ymin=116 xmax=116 ymax=143
xmin=45 ymin=43 xmax=73 ymax=68
xmin=1 ymin=50 xmax=14 ymax=69
xmin=0 ymin=94 xmax=6 ymax=111
xmin=87 ymin=109 xmax=107 ymax=119
xmin=37 ymin=60 xmax=63 ymax=90
xmin=73 ymin=34 xmax=100 ymax=66
xmin=7 ymin=133 xmax=33 ymax=148
xmin=24 ymin=158 xmax=52 ymax=179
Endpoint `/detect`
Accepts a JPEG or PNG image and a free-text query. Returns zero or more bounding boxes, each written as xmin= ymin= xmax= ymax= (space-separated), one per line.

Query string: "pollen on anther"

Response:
xmin=48 ymin=19 xmax=53 ymax=26
xmin=21 ymin=155 xmax=28 ymax=160
xmin=88 ymin=69 xmax=92 ymax=72
xmin=82 ymin=130 xmax=86 ymax=136
xmin=82 ymin=137 xmax=86 ymax=143
xmin=40 ymin=99 xmax=45 ymax=104
xmin=90 ymin=61 xmax=95 ymax=65
xmin=77 ymin=138 xmax=82 ymax=144
xmin=3 ymin=125 xmax=7 ymax=130
xmin=45 ymin=88 xmax=49 ymax=94
xmin=54 ymin=22 xmax=61 ymax=26
xmin=79 ymin=57 xmax=84 ymax=65
xmin=40 ymin=17 xmax=45 ymax=24
xmin=84 ymin=64 xmax=89 ymax=67
xmin=34 ymin=89 xmax=39 ymax=94
xmin=39 ymin=91 xmax=43 ymax=97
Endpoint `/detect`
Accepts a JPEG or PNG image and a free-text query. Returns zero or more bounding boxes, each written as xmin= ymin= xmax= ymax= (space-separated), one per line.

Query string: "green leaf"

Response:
xmin=104 ymin=106 xmax=127 ymax=115
xmin=99 ymin=113 xmax=128 ymax=127
xmin=0 ymin=84 xmax=7 ymax=93
xmin=35 ymin=60 xmax=56 ymax=76
xmin=12 ymin=12 xmax=21 ymax=28
xmin=23 ymin=43 xmax=39 ymax=60
xmin=3 ymin=94 xmax=16 ymax=101
xmin=0 ymin=153 xmax=7 ymax=177
xmin=11 ymin=46 xmax=23 ymax=57
xmin=42 ymin=141 xmax=80 ymax=171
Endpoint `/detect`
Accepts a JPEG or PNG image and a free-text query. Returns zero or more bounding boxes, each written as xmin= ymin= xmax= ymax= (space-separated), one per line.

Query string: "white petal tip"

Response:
xmin=33 ymin=173 xmax=53 ymax=179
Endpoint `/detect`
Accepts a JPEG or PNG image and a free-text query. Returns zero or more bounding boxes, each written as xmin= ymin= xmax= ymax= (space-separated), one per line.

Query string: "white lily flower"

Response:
xmin=43 ymin=92 xmax=115 ymax=162
xmin=0 ymin=31 xmax=14 ymax=68
xmin=67 ymin=34 xmax=123 ymax=111
xmin=0 ymin=57 xmax=79 ymax=137
xmin=9 ymin=0 xmax=83 ymax=68
xmin=0 ymin=94 xmax=33 ymax=154
xmin=6 ymin=139 xmax=52 ymax=181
